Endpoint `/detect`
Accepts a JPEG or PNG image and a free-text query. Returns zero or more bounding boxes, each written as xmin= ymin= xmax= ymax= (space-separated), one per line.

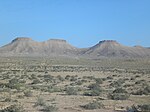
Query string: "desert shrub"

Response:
xmin=43 ymin=75 xmax=54 ymax=83
xmin=130 ymin=77 xmax=135 ymax=81
xmin=113 ymin=88 xmax=128 ymax=93
xmin=66 ymin=87 xmax=78 ymax=95
xmin=31 ymin=74 xmax=36 ymax=78
xmin=135 ymin=80 xmax=143 ymax=84
xmin=108 ymin=88 xmax=130 ymax=100
xmin=32 ymin=85 xmax=41 ymax=90
xmin=42 ymin=105 xmax=58 ymax=112
xmin=65 ymin=75 xmax=70 ymax=80
xmin=75 ymin=80 xmax=83 ymax=85
xmin=108 ymin=93 xmax=130 ymax=100
xmin=9 ymin=78 xmax=19 ymax=84
xmin=24 ymin=90 xmax=33 ymax=97
xmin=127 ymin=104 xmax=150 ymax=112
xmin=110 ymin=79 xmax=125 ymax=87
xmin=124 ymin=84 xmax=132 ymax=88
xmin=57 ymin=75 xmax=64 ymax=81
xmin=32 ymin=79 xmax=41 ymax=84
xmin=70 ymin=83 xmax=76 ymax=86
xmin=106 ymin=76 xmax=113 ymax=80
xmin=81 ymin=79 xmax=88 ymax=83
xmin=144 ymin=85 xmax=150 ymax=93
xmin=135 ymin=75 xmax=140 ymax=78
xmin=17 ymin=95 xmax=24 ymax=99
xmin=138 ymin=104 xmax=150 ymax=111
xmin=0 ymin=104 xmax=25 ymax=112
xmin=6 ymin=82 xmax=22 ymax=90
xmin=6 ymin=78 xmax=22 ymax=90
xmin=34 ymin=97 xmax=46 ymax=107
xmin=47 ymin=86 xmax=63 ymax=93
xmin=70 ymin=76 xmax=78 ymax=82
xmin=4 ymin=97 xmax=11 ymax=102
xmin=0 ymin=83 xmax=5 ymax=88
xmin=133 ymin=85 xmax=150 ymax=95
xmin=84 ymin=83 xmax=102 ymax=96
xmin=83 ymin=89 xmax=101 ymax=96
xmin=95 ymin=78 xmax=103 ymax=84
xmin=126 ymin=105 xmax=138 ymax=112
xmin=19 ymin=80 xmax=26 ymax=84
xmin=81 ymin=101 xmax=104 ymax=110
xmin=84 ymin=76 xmax=95 ymax=80
xmin=88 ymin=83 xmax=100 ymax=90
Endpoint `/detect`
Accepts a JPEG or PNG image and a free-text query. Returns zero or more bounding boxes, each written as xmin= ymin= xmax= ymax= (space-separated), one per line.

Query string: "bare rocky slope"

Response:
xmin=0 ymin=37 xmax=78 ymax=57
xmin=0 ymin=37 xmax=150 ymax=58
xmin=80 ymin=40 xmax=150 ymax=58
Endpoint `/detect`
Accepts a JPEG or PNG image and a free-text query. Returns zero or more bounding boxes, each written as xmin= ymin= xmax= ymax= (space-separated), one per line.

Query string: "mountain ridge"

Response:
xmin=0 ymin=37 xmax=150 ymax=58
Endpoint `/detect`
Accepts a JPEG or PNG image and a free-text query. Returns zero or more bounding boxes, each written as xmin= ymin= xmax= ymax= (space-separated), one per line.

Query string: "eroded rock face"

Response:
xmin=11 ymin=37 xmax=33 ymax=42
xmin=0 ymin=37 xmax=77 ymax=56
xmin=0 ymin=38 xmax=150 ymax=58
xmin=80 ymin=40 xmax=150 ymax=58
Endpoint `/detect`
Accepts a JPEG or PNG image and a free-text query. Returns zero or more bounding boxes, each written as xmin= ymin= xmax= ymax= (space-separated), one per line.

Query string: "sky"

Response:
xmin=0 ymin=0 xmax=150 ymax=48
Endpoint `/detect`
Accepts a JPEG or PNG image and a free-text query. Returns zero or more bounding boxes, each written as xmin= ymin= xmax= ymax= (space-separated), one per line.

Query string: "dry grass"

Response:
xmin=0 ymin=57 xmax=149 ymax=112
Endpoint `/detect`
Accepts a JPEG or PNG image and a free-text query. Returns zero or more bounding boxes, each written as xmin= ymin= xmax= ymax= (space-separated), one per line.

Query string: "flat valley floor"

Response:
xmin=0 ymin=57 xmax=150 ymax=112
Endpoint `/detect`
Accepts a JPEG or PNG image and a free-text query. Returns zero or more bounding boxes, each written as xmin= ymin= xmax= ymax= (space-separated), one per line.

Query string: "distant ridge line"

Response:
xmin=0 ymin=37 xmax=150 ymax=58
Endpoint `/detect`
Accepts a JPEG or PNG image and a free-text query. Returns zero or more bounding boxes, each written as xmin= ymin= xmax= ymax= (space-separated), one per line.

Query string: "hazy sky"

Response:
xmin=0 ymin=0 xmax=150 ymax=48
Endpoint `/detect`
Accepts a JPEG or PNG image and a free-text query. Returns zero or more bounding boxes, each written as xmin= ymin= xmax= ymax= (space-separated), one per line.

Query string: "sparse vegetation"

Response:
xmin=108 ymin=88 xmax=130 ymax=100
xmin=34 ymin=97 xmax=46 ymax=107
xmin=81 ymin=101 xmax=104 ymax=110
xmin=42 ymin=105 xmax=58 ymax=112
xmin=0 ymin=57 xmax=149 ymax=112
xmin=66 ymin=87 xmax=78 ymax=95
xmin=0 ymin=104 xmax=25 ymax=112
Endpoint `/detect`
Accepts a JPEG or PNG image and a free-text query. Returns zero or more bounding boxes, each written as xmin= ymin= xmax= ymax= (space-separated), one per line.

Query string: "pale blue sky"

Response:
xmin=0 ymin=0 xmax=150 ymax=48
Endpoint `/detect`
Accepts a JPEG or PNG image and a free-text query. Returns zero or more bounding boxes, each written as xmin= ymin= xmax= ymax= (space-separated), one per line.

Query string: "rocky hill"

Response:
xmin=0 ymin=37 xmax=78 ymax=56
xmin=79 ymin=40 xmax=150 ymax=58
xmin=0 ymin=38 xmax=150 ymax=58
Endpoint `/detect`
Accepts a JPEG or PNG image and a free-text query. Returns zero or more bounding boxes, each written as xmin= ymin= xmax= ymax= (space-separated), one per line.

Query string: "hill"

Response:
xmin=0 ymin=38 xmax=150 ymax=58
